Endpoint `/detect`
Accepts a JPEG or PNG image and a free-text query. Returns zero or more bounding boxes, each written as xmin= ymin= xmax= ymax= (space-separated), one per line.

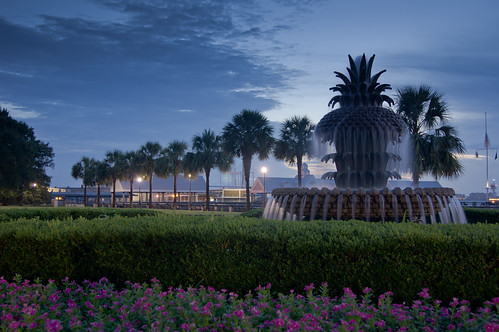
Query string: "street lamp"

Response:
xmin=188 ymin=174 xmax=192 ymax=210
xmin=261 ymin=167 xmax=267 ymax=207
xmin=137 ymin=177 xmax=142 ymax=205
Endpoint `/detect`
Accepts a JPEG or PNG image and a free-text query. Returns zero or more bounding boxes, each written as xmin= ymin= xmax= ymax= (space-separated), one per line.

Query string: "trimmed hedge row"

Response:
xmin=0 ymin=214 xmax=497 ymax=307
xmin=464 ymin=207 xmax=499 ymax=224
xmin=0 ymin=207 xmax=160 ymax=223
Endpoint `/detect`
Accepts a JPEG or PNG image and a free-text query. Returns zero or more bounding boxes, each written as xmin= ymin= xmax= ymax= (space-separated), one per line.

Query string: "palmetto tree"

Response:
xmin=156 ymin=140 xmax=188 ymax=209
xmin=124 ymin=151 xmax=142 ymax=208
xmin=139 ymin=141 xmax=162 ymax=208
xmin=93 ymin=160 xmax=110 ymax=207
xmin=222 ymin=110 xmax=274 ymax=211
xmin=105 ymin=149 xmax=127 ymax=208
xmin=184 ymin=129 xmax=233 ymax=211
xmin=274 ymin=116 xmax=315 ymax=188
xmin=395 ymin=85 xmax=465 ymax=186
xmin=71 ymin=156 xmax=96 ymax=207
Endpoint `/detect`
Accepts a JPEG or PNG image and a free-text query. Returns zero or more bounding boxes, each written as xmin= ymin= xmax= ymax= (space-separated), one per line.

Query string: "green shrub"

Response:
xmin=240 ymin=208 xmax=263 ymax=218
xmin=0 ymin=215 xmax=497 ymax=307
xmin=0 ymin=207 xmax=159 ymax=223
xmin=464 ymin=207 xmax=499 ymax=224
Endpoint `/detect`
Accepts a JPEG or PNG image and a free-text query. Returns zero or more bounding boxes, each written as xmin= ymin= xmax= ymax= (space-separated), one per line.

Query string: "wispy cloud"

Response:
xmin=0 ymin=102 xmax=40 ymax=119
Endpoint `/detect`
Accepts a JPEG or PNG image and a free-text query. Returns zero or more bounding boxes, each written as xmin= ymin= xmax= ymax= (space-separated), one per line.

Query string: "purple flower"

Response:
xmin=304 ymin=283 xmax=314 ymax=292
xmin=273 ymin=318 xmax=285 ymax=328
xmin=233 ymin=310 xmax=244 ymax=318
xmin=418 ymin=288 xmax=430 ymax=299
xmin=485 ymin=322 xmax=499 ymax=332
xmin=45 ymin=319 xmax=63 ymax=332
xmin=287 ymin=319 xmax=300 ymax=331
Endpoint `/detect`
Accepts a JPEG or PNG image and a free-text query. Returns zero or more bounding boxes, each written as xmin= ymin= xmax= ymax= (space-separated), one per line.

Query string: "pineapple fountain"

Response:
xmin=264 ymin=54 xmax=466 ymax=224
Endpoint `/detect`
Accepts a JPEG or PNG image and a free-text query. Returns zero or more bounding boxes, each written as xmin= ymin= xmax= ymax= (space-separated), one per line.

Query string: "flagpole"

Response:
xmin=485 ymin=112 xmax=489 ymax=202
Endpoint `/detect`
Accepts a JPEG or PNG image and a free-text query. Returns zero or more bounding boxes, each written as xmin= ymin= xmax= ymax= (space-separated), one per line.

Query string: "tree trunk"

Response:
xmin=84 ymin=185 xmax=87 ymax=207
xmin=97 ymin=184 xmax=101 ymax=207
xmin=297 ymin=156 xmax=303 ymax=188
xmin=205 ymin=169 xmax=211 ymax=211
xmin=412 ymin=172 xmax=420 ymax=188
xmin=242 ymin=153 xmax=252 ymax=211
xmin=148 ymin=173 xmax=153 ymax=209
xmin=173 ymin=173 xmax=178 ymax=210
xmin=112 ymin=176 xmax=116 ymax=208
xmin=129 ymin=180 xmax=134 ymax=208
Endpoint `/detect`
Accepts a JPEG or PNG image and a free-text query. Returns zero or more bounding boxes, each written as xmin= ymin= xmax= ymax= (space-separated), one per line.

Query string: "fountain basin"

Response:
xmin=264 ymin=186 xmax=466 ymax=224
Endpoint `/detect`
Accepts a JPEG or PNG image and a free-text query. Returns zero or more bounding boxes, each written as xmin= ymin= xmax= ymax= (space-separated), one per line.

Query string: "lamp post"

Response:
xmin=137 ymin=177 xmax=142 ymax=206
xmin=261 ymin=167 xmax=267 ymax=207
xmin=188 ymin=174 xmax=192 ymax=210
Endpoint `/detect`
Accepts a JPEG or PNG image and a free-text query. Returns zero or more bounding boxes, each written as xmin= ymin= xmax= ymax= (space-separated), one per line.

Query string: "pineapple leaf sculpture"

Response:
xmin=315 ymin=54 xmax=407 ymax=189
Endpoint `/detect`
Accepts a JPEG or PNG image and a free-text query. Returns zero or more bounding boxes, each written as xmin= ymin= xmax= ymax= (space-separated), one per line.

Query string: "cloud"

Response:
xmin=0 ymin=102 xmax=40 ymax=119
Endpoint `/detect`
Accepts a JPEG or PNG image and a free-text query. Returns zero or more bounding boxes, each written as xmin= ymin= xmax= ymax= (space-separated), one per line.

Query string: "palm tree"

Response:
xmin=139 ymin=141 xmax=162 ymax=208
xmin=222 ymin=109 xmax=274 ymax=211
xmin=71 ymin=156 xmax=96 ymax=207
xmin=395 ymin=85 xmax=465 ymax=186
xmin=184 ymin=129 xmax=233 ymax=211
xmin=93 ymin=160 xmax=110 ymax=207
xmin=274 ymin=116 xmax=315 ymax=188
xmin=166 ymin=140 xmax=188 ymax=209
xmin=124 ymin=151 xmax=142 ymax=208
xmin=105 ymin=149 xmax=127 ymax=207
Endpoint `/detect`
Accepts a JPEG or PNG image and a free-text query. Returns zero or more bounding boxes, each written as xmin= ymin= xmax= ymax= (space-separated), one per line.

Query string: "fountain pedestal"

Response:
xmin=264 ymin=187 xmax=466 ymax=224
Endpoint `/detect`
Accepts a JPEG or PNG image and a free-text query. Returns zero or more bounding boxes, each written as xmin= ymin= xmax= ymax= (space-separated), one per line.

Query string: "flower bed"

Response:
xmin=1 ymin=276 xmax=497 ymax=331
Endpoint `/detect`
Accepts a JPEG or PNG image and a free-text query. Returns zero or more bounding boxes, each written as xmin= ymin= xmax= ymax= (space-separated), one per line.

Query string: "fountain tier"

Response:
xmin=264 ymin=187 xmax=467 ymax=224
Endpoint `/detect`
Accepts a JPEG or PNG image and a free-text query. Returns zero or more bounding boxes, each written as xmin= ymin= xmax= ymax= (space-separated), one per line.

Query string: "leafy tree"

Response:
xmin=395 ymin=85 xmax=465 ymax=186
xmin=0 ymin=108 xmax=54 ymax=205
xmin=71 ymin=157 xmax=96 ymax=207
xmin=139 ymin=141 xmax=162 ymax=208
xmin=184 ymin=129 xmax=233 ymax=211
xmin=105 ymin=149 xmax=127 ymax=207
xmin=274 ymin=115 xmax=315 ymax=188
xmin=222 ymin=109 xmax=274 ymax=211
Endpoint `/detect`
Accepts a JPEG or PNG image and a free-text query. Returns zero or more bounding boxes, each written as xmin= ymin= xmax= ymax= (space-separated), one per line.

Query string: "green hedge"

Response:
xmin=0 ymin=207 xmax=160 ymax=223
xmin=0 ymin=215 xmax=497 ymax=307
xmin=464 ymin=207 xmax=499 ymax=224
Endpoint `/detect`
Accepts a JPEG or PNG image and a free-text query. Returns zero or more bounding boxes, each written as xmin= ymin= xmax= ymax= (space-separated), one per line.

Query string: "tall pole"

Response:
xmin=137 ymin=177 xmax=142 ymax=206
xmin=261 ymin=167 xmax=267 ymax=208
xmin=485 ymin=112 xmax=490 ymax=203
xmin=188 ymin=174 xmax=192 ymax=210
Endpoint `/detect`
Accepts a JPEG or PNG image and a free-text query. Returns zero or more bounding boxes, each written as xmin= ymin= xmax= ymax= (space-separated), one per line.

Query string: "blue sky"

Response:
xmin=1 ymin=0 xmax=498 ymax=195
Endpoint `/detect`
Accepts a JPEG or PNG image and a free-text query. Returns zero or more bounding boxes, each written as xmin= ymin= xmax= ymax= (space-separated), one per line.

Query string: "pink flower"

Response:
xmin=304 ymin=283 xmax=314 ymax=292
xmin=418 ymin=288 xmax=430 ymax=299
xmin=485 ymin=322 xmax=499 ymax=332
xmin=9 ymin=321 xmax=21 ymax=330
xmin=273 ymin=318 xmax=285 ymax=328
xmin=233 ymin=310 xmax=244 ymax=318
xmin=363 ymin=287 xmax=372 ymax=294
xmin=287 ymin=319 xmax=300 ymax=331
xmin=45 ymin=319 xmax=63 ymax=332
xmin=375 ymin=320 xmax=386 ymax=328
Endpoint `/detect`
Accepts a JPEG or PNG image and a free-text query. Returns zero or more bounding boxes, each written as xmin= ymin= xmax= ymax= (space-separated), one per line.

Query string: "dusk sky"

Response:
xmin=1 ymin=0 xmax=498 ymax=195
